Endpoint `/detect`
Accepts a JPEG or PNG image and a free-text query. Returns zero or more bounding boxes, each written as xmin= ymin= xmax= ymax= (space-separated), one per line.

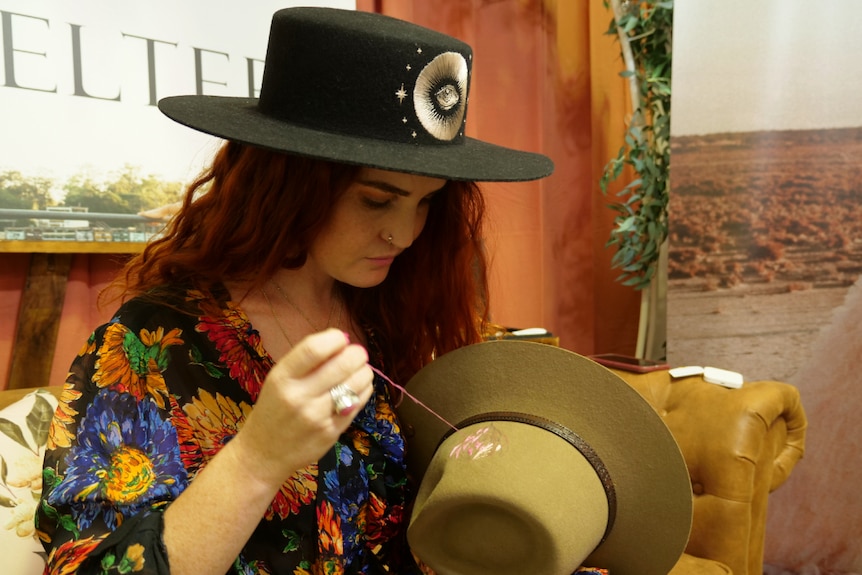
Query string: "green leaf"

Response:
xmin=282 ymin=529 xmax=301 ymax=553
xmin=0 ymin=418 xmax=29 ymax=451
xmin=203 ymin=362 xmax=224 ymax=379
xmin=616 ymin=216 xmax=637 ymax=232
xmin=101 ymin=552 xmax=117 ymax=571
xmin=58 ymin=513 xmax=80 ymax=538
xmin=42 ymin=467 xmax=61 ymax=489
xmin=27 ymin=394 xmax=54 ymax=448
xmin=40 ymin=499 xmax=60 ymax=520
xmin=189 ymin=346 xmax=203 ymax=363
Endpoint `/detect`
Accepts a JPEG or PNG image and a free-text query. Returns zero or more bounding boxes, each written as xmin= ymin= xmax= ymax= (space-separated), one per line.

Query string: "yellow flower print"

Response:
xmin=92 ymin=324 xmax=183 ymax=408
xmin=124 ymin=543 xmax=146 ymax=571
xmin=47 ymin=380 xmax=82 ymax=450
xmin=97 ymin=542 xmax=147 ymax=573
xmin=78 ymin=333 xmax=97 ymax=357
xmin=182 ymin=390 xmax=252 ymax=460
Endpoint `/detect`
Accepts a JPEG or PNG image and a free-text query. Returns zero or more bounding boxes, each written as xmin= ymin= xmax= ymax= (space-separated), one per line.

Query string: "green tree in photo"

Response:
xmin=0 ymin=171 xmax=55 ymax=210
xmin=62 ymin=166 xmax=184 ymax=214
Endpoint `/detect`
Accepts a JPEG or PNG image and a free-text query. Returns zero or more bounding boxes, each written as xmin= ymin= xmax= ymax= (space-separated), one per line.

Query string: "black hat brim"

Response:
xmin=159 ymin=95 xmax=554 ymax=182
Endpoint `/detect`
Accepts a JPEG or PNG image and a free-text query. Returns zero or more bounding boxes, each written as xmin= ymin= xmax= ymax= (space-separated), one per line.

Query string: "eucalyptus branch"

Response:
xmin=600 ymin=0 xmax=673 ymax=291
xmin=609 ymin=0 xmax=641 ymax=115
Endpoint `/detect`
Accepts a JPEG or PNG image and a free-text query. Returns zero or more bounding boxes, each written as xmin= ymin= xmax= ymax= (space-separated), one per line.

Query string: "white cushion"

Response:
xmin=0 ymin=389 xmax=58 ymax=575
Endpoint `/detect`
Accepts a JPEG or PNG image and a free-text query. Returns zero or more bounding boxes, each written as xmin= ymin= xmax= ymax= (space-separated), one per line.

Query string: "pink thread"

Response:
xmin=449 ymin=424 xmax=506 ymax=460
xmin=369 ymin=365 xmax=459 ymax=432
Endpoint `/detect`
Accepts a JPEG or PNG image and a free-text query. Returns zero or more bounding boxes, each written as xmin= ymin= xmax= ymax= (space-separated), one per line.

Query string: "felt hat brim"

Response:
xmin=158 ymin=95 xmax=554 ymax=182
xmin=397 ymin=341 xmax=692 ymax=575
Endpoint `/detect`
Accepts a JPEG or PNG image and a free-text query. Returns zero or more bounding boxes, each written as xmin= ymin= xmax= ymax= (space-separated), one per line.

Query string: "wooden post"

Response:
xmin=9 ymin=253 xmax=73 ymax=389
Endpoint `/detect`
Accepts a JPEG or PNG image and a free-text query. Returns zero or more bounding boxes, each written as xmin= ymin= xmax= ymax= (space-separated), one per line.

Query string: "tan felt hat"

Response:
xmin=397 ymin=341 xmax=692 ymax=575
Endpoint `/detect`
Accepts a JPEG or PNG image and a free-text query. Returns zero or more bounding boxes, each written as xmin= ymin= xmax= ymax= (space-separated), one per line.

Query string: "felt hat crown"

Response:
xmin=398 ymin=341 xmax=692 ymax=575
xmin=158 ymin=7 xmax=553 ymax=182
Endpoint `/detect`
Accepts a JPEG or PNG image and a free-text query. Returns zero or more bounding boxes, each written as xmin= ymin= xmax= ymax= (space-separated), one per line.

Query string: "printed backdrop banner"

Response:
xmin=0 ymin=0 xmax=353 ymax=244
xmin=668 ymin=1 xmax=862 ymax=573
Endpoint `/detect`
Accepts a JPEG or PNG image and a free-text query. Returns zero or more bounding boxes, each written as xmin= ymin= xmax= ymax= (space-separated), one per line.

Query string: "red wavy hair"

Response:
xmin=111 ymin=141 xmax=489 ymax=383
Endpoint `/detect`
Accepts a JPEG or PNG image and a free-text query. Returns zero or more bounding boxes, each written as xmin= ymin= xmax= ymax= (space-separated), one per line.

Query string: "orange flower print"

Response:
xmin=169 ymin=394 xmax=203 ymax=478
xmin=317 ymin=500 xmax=344 ymax=556
xmin=47 ymin=381 xmax=82 ymax=450
xmin=44 ymin=535 xmax=105 ymax=575
xmin=374 ymin=394 xmax=397 ymax=424
xmin=347 ymin=429 xmax=371 ymax=457
xmin=92 ymin=324 xmax=183 ymax=408
xmin=363 ymin=492 xmax=386 ymax=541
xmin=267 ymin=465 xmax=319 ymax=520
xmin=195 ymin=297 xmax=269 ymax=399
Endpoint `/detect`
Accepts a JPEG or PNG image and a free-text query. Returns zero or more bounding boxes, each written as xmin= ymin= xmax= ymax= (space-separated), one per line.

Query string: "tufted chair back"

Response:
xmin=611 ymin=369 xmax=807 ymax=575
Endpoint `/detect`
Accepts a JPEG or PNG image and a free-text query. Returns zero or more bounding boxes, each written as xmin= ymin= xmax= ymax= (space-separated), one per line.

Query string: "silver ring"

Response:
xmin=330 ymin=383 xmax=361 ymax=416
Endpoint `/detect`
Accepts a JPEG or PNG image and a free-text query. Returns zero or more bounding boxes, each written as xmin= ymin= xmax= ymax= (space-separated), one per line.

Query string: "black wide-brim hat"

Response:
xmin=398 ymin=341 xmax=692 ymax=575
xmin=158 ymin=7 xmax=553 ymax=182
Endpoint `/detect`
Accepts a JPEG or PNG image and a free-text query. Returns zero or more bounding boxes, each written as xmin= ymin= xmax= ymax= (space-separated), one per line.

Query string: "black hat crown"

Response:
xmin=260 ymin=8 xmax=472 ymax=146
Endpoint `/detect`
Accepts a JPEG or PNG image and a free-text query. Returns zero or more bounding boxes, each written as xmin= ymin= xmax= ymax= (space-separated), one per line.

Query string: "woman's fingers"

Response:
xmin=274 ymin=329 xmax=371 ymax=397
xmin=276 ymin=328 xmax=353 ymax=379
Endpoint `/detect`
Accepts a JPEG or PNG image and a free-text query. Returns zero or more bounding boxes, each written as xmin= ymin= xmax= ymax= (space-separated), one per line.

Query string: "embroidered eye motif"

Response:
xmin=435 ymin=85 xmax=459 ymax=110
xmin=414 ymin=51 xmax=468 ymax=141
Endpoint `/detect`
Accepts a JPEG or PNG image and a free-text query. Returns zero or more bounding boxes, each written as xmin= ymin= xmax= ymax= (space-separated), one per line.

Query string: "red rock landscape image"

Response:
xmin=666 ymin=126 xmax=862 ymax=381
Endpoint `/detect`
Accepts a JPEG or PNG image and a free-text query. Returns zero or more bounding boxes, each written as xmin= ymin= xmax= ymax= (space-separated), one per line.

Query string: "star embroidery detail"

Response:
xmin=406 ymin=64 xmax=412 ymax=71
xmin=402 ymin=117 xmax=408 ymax=123
xmin=395 ymin=84 xmax=408 ymax=104
xmin=417 ymin=47 xmax=422 ymax=54
xmin=411 ymin=130 xmax=417 ymax=138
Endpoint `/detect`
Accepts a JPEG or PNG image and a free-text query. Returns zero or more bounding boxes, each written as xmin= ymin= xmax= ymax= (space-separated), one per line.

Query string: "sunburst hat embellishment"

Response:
xmin=413 ymin=51 xmax=468 ymax=141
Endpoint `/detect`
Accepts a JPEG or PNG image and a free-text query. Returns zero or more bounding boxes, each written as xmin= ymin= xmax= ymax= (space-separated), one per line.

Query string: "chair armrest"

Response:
xmin=748 ymin=380 xmax=806 ymax=491
xmin=610 ymin=368 xmax=807 ymax=575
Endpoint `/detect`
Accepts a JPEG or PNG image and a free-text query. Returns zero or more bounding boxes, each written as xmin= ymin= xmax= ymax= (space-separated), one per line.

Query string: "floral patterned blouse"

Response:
xmin=37 ymin=284 xmax=420 ymax=575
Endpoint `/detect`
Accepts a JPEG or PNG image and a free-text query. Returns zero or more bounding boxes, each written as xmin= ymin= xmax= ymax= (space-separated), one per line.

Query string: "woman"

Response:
xmin=37 ymin=7 xmax=552 ymax=575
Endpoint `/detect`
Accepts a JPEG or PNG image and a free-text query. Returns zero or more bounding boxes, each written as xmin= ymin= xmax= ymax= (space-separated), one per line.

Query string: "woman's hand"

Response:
xmin=230 ymin=328 xmax=375 ymax=487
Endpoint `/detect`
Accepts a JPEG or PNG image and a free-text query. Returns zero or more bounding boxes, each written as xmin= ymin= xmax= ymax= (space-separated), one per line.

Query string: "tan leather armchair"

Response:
xmin=610 ymin=369 xmax=807 ymax=575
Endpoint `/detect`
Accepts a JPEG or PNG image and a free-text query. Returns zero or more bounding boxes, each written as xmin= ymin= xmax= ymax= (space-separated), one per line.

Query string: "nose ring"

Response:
xmin=387 ymin=234 xmax=393 ymax=245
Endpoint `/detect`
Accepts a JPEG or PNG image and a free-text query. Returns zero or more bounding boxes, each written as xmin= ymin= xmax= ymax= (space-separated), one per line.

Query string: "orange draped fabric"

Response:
xmin=364 ymin=0 xmax=640 ymax=350
xmin=0 ymin=0 xmax=639 ymax=390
